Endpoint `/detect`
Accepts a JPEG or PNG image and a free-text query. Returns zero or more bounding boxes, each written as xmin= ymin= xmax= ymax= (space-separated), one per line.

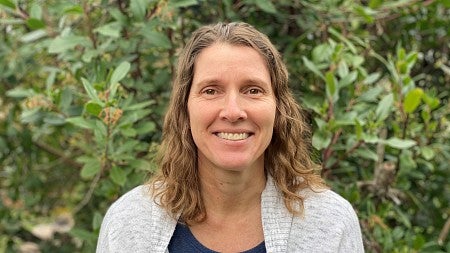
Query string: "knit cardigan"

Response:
xmin=96 ymin=177 xmax=364 ymax=253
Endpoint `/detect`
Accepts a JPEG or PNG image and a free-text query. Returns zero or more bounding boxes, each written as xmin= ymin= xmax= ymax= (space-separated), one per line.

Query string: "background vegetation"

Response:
xmin=1 ymin=0 xmax=449 ymax=252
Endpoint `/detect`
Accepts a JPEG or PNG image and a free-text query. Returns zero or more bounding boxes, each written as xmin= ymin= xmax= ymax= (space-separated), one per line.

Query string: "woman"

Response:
xmin=96 ymin=22 xmax=364 ymax=253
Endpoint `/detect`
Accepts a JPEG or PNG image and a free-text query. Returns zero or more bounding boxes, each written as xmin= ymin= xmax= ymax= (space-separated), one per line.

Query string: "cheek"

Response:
xmin=188 ymin=103 xmax=212 ymax=132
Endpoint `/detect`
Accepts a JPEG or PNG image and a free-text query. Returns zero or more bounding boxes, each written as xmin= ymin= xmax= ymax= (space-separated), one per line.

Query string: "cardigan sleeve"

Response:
xmin=95 ymin=185 xmax=177 ymax=253
xmin=287 ymin=189 xmax=365 ymax=252
xmin=336 ymin=198 xmax=365 ymax=252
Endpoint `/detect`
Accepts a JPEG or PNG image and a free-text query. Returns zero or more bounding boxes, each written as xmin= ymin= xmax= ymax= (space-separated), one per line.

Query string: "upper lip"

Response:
xmin=212 ymin=129 xmax=254 ymax=134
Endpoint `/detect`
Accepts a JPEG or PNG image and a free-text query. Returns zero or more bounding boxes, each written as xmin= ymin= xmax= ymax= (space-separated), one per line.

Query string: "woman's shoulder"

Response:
xmin=302 ymin=188 xmax=355 ymax=213
xmin=297 ymin=188 xmax=361 ymax=231
xmin=100 ymin=184 xmax=159 ymax=231
xmin=97 ymin=184 xmax=177 ymax=252
xmin=298 ymin=188 xmax=359 ymax=225
xmin=288 ymin=189 xmax=364 ymax=252
xmin=107 ymin=185 xmax=154 ymax=212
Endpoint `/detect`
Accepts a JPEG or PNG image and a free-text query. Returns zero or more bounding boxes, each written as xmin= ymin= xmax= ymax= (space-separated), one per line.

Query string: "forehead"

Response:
xmin=192 ymin=43 xmax=270 ymax=84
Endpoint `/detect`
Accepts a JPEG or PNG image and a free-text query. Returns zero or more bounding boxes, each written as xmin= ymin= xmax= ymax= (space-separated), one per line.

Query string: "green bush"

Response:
xmin=1 ymin=0 xmax=449 ymax=252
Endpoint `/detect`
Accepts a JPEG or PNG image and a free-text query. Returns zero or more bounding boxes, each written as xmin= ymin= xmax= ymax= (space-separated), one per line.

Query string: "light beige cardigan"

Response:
xmin=96 ymin=177 xmax=364 ymax=253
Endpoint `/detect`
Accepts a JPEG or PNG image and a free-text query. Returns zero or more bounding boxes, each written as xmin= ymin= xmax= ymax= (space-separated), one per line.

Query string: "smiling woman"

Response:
xmin=96 ymin=22 xmax=365 ymax=253
xmin=188 ymin=43 xmax=276 ymax=174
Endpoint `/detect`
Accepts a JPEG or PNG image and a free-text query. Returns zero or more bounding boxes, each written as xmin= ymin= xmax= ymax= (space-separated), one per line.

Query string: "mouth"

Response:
xmin=215 ymin=132 xmax=252 ymax=141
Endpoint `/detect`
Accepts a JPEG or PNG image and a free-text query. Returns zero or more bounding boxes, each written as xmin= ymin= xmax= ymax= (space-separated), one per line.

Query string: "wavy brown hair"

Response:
xmin=149 ymin=22 xmax=326 ymax=224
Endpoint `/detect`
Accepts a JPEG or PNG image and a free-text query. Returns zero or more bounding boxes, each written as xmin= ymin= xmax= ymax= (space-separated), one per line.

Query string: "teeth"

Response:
xmin=217 ymin=132 xmax=249 ymax=141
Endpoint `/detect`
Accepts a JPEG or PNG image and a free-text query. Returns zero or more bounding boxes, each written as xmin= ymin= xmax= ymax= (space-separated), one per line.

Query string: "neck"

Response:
xmin=198 ymin=162 xmax=266 ymax=218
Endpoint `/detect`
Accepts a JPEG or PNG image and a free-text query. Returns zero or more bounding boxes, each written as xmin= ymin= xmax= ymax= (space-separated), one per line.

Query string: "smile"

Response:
xmin=216 ymin=132 xmax=250 ymax=141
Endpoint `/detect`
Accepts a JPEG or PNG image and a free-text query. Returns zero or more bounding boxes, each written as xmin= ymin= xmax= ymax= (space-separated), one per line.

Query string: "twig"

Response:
xmin=72 ymin=170 xmax=102 ymax=214
xmin=83 ymin=2 xmax=97 ymax=49
xmin=32 ymin=140 xmax=81 ymax=169
xmin=374 ymin=128 xmax=387 ymax=180
xmin=438 ymin=217 xmax=450 ymax=246
xmin=327 ymin=139 xmax=364 ymax=171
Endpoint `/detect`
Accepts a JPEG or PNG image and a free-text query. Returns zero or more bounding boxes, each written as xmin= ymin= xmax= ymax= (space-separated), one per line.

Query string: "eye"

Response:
xmin=246 ymin=87 xmax=264 ymax=95
xmin=202 ymin=88 xmax=217 ymax=95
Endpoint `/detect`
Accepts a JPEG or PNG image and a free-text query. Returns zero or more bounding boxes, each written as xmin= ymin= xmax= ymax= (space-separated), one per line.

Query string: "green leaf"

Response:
xmin=403 ymin=88 xmax=423 ymax=113
xmin=85 ymin=102 xmax=103 ymax=116
xmin=110 ymin=167 xmax=127 ymax=186
xmin=406 ymin=51 xmax=418 ymax=67
xmin=94 ymin=119 xmax=107 ymax=139
xmin=81 ymin=78 xmax=101 ymax=103
xmin=110 ymin=61 xmax=131 ymax=98
xmin=337 ymin=60 xmax=349 ymax=78
xmin=0 ymin=0 xmax=15 ymax=9
xmin=325 ymin=71 xmax=338 ymax=102
xmin=384 ymin=137 xmax=416 ymax=149
xmin=255 ymin=0 xmax=277 ymax=14
xmin=64 ymin=5 xmax=83 ymax=14
xmin=421 ymin=93 xmax=440 ymax=109
xmin=442 ymin=0 xmax=450 ymax=8
xmin=420 ymin=146 xmax=435 ymax=160
xmin=314 ymin=118 xmax=327 ymax=129
xmin=130 ymin=0 xmax=147 ymax=20
xmin=123 ymin=100 xmax=155 ymax=111
xmin=369 ymin=0 xmax=383 ymax=8
xmin=6 ymin=88 xmax=35 ymax=98
xmin=397 ymin=47 xmax=406 ymax=60
xmin=312 ymin=43 xmax=332 ymax=63
xmin=26 ymin=18 xmax=45 ymax=30
xmin=328 ymin=27 xmax=357 ymax=53
xmin=355 ymin=119 xmax=363 ymax=139
xmin=80 ymin=158 xmax=101 ymax=179
xmin=312 ymin=129 xmax=332 ymax=150
xmin=30 ymin=3 xmax=42 ymax=19
xmin=376 ymin=93 xmax=393 ymax=121
xmin=354 ymin=148 xmax=378 ymax=161
xmin=338 ymin=71 xmax=357 ymax=88
xmin=354 ymin=5 xmax=376 ymax=24
xmin=359 ymin=86 xmax=383 ymax=102
xmin=347 ymin=55 xmax=364 ymax=67
xmin=60 ymin=88 xmax=74 ymax=112
xmin=130 ymin=159 xmax=154 ymax=171
xmin=120 ymin=127 xmax=137 ymax=137
xmin=65 ymin=117 xmax=95 ymax=129
xmin=169 ymin=0 xmax=198 ymax=8
xmin=70 ymin=228 xmax=97 ymax=241
xmin=135 ymin=121 xmax=156 ymax=135
xmin=43 ymin=113 xmax=66 ymax=126
xmin=141 ymin=30 xmax=172 ymax=49
xmin=20 ymin=108 xmax=42 ymax=124
xmin=300 ymin=96 xmax=322 ymax=114
xmin=393 ymin=204 xmax=412 ymax=228
xmin=421 ymin=110 xmax=430 ymax=122
xmin=48 ymin=36 xmax=91 ymax=54
xmin=302 ymin=57 xmax=324 ymax=80
xmin=363 ymin=72 xmax=381 ymax=85
xmin=95 ymin=22 xmax=121 ymax=38
xmin=361 ymin=133 xmax=379 ymax=144
xmin=92 ymin=212 xmax=103 ymax=231
xmin=20 ymin=29 xmax=47 ymax=43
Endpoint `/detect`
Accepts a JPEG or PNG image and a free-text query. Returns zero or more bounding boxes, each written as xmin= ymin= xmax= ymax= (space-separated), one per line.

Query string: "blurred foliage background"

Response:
xmin=0 ymin=0 xmax=449 ymax=252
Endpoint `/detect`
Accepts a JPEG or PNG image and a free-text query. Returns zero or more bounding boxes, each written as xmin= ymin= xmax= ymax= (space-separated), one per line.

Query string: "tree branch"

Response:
xmin=438 ymin=217 xmax=450 ymax=246
xmin=32 ymin=140 xmax=81 ymax=169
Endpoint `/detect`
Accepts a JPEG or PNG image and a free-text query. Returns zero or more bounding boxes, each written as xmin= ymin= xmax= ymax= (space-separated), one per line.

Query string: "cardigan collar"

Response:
xmin=261 ymin=176 xmax=294 ymax=252
xmin=154 ymin=176 xmax=293 ymax=253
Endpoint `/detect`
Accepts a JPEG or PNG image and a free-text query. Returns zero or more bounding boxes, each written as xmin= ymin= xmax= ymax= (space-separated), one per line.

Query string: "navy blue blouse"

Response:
xmin=168 ymin=222 xmax=266 ymax=253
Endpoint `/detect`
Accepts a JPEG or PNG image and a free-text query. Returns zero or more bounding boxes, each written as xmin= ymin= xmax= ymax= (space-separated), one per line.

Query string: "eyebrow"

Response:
xmin=193 ymin=77 xmax=271 ymax=88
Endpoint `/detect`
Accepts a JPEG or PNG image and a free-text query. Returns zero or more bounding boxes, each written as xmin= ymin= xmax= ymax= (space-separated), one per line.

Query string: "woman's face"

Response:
xmin=187 ymin=43 xmax=276 ymax=173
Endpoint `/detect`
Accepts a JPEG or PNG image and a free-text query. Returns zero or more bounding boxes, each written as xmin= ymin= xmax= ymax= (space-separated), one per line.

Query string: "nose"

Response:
xmin=219 ymin=92 xmax=247 ymax=122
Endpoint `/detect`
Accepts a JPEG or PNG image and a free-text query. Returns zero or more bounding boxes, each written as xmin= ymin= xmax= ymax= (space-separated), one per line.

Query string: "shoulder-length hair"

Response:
xmin=149 ymin=22 xmax=325 ymax=224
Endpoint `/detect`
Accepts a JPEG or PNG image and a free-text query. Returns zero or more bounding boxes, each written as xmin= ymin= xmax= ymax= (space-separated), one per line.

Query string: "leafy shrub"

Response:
xmin=1 ymin=0 xmax=449 ymax=252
